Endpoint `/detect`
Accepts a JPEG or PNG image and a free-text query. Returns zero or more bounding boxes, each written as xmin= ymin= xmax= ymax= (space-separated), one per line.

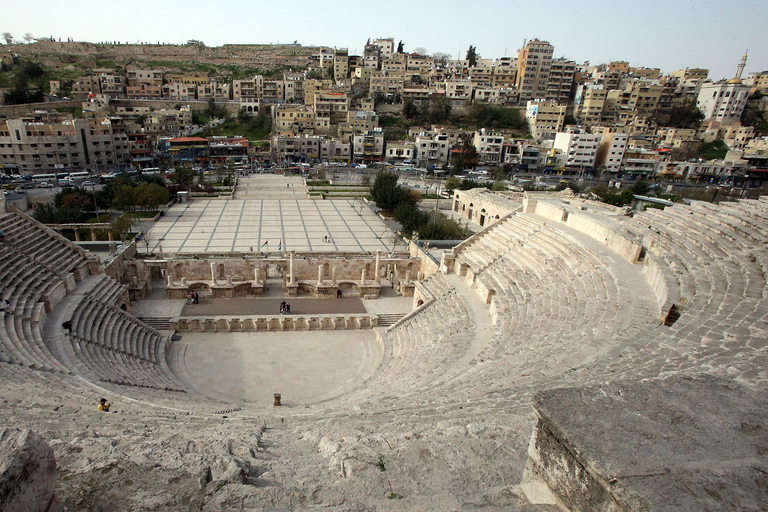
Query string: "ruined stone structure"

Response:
xmin=0 ymin=188 xmax=767 ymax=510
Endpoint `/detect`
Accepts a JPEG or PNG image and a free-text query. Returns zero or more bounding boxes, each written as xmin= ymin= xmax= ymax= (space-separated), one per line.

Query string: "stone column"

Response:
xmin=254 ymin=267 xmax=261 ymax=283
xmin=405 ymin=269 xmax=412 ymax=283
xmin=331 ymin=267 xmax=337 ymax=285
xmin=289 ymin=251 xmax=295 ymax=285
xmin=167 ymin=274 xmax=173 ymax=286
xmin=361 ymin=269 xmax=366 ymax=285
xmin=317 ymin=265 xmax=323 ymax=285
xmin=210 ymin=262 xmax=216 ymax=284
xmin=90 ymin=228 xmax=97 ymax=241
xmin=374 ymin=250 xmax=381 ymax=284
xmin=108 ymin=230 xmax=114 ymax=241
xmin=74 ymin=229 xmax=81 ymax=242
xmin=226 ymin=275 xmax=232 ymax=286
xmin=181 ymin=277 xmax=187 ymax=286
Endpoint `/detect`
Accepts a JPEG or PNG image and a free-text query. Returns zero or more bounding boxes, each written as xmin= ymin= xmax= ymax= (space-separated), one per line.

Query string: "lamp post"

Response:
xmin=90 ymin=181 xmax=101 ymax=223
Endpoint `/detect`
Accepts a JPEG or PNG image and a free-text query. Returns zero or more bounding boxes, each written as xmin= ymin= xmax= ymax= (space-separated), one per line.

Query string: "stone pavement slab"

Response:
xmin=147 ymin=198 xmax=407 ymax=254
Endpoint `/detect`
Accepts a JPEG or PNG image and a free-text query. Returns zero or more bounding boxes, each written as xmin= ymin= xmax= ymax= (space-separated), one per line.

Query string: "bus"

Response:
xmin=32 ymin=174 xmax=57 ymax=183
xmin=56 ymin=172 xmax=70 ymax=180
xmin=68 ymin=171 xmax=90 ymax=180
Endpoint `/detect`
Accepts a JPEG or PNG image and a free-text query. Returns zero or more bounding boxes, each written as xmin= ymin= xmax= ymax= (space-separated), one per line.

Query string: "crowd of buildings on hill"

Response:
xmin=1 ymin=37 xmax=767 ymax=186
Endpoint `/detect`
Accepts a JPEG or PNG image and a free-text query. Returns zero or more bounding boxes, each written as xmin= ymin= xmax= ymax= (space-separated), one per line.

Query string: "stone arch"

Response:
xmin=468 ymin=203 xmax=474 ymax=220
xmin=416 ymin=299 xmax=424 ymax=307
xmin=479 ymin=208 xmax=487 ymax=227
xmin=120 ymin=304 xmax=127 ymax=311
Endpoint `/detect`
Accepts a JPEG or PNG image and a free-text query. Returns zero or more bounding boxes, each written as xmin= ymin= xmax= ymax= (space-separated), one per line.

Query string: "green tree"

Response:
xmin=371 ymin=171 xmax=411 ymax=212
xmin=54 ymin=187 xmax=93 ymax=212
xmin=113 ymin=185 xmax=137 ymax=212
xmin=466 ymin=45 xmax=478 ymax=67
xmin=173 ymin=162 xmax=195 ymax=190
xmin=656 ymin=100 xmax=705 ymax=129
xmin=444 ymin=175 xmax=461 ymax=193
xmin=394 ymin=201 xmax=429 ymax=238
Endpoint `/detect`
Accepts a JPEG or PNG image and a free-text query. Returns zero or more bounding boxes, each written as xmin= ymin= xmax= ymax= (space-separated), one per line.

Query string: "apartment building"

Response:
xmin=364 ymin=43 xmax=381 ymax=70
xmin=333 ymin=48 xmax=349 ymax=80
xmin=232 ymin=78 xmax=260 ymax=102
xmin=0 ymin=116 xmax=126 ymax=174
xmin=384 ymin=142 xmax=416 ymax=164
xmin=352 ymin=129 xmax=384 ymax=164
xmin=526 ymin=100 xmax=566 ymax=140
xmin=72 ymin=76 xmax=101 ymax=98
xmin=516 ymin=39 xmax=554 ymax=102
xmin=98 ymin=73 xmax=125 ymax=97
xmin=622 ymin=149 xmax=659 ymax=177
xmin=126 ymin=83 xmax=163 ymax=99
xmin=575 ymin=83 xmax=607 ymax=126
xmin=594 ymin=129 xmax=628 ymax=174
xmin=166 ymin=82 xmax=198 ymax=101
xmin=473 ymin=129 xmax=504 ymax=164
xmin=553 ymin=130 xmax=600 ymax=169
xmin=414 ymin=130 xmax=450 ymax=168
xmin=319 ymin=138 xmax=351 ymax=163
xmin=372 ymin=38 xmax=395 ymax=60
xmin=546 ymin=58 xmax=576 ymax=104
xmin=126 ymin=69 xmax=164 ymax=87
xmin=273 ymin=104 xmax=319 ymax=134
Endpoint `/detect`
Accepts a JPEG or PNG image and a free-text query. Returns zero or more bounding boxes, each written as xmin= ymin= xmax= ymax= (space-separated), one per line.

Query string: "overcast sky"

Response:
xmin=3 ymin=0 xmax=765 ymax=80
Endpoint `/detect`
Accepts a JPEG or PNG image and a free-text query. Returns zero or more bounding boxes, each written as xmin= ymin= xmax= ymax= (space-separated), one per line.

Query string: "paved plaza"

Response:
xmin=175 ymin=329 xmax=381 ymax=405
xmin=148 ymin=197 xmax=405 ymax=254
xmin=234 ymin=174 xmax=307 ymax=199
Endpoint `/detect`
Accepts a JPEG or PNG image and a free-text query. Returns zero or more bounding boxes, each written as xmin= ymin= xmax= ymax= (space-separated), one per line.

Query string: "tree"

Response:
xmin=397 ymin=41 xmax=404 ymax=54
xmin=173 ymin=162 xmax=195 ymax=190
xmin=113 ymin=184 xmax=137 ymax=212
xmin=54 ymin=187 xmax=93 ymax=213
xmin=139 ymin=230 xmax=153 ymax=255
xmin=2 ymin=33 xmax=12 ymax=45
xmin=656 ymin=100 xmax=704 ymax=129
xmin=413 ymin=47 xmax=428 ymax=56
xmin=370 ymin=171 xmax=411 ymax=212
xmin=444 ymin=175 xmax=461 ymax=194
xmin=23 ymin=33 xmax=34 ymax=44
xmin=402 ymin=98 xmax=419 ymax=119
xmin=466 ymin=45 xmax=478 ymax=67
xmin=432 ymin=52 xmax=451 ymax=67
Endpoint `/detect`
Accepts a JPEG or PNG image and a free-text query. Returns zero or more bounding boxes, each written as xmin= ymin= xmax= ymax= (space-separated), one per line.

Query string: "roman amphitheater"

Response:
xmin=1 ymin=175 xmax=767 ymax=511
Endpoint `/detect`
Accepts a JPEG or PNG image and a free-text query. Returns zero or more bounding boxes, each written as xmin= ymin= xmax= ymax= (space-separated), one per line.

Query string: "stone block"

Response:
xmin=525 ymin=375 xmax=768 ymax=511
xmin=0 ymin=429 xmax=60 ymax=512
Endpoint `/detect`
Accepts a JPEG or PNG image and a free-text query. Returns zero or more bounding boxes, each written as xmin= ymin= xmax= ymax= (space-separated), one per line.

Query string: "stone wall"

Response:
xmin=171 ymin=314 xmax=377 ymax=332
xmin=0 ymin=99 xmax=80 ymax=119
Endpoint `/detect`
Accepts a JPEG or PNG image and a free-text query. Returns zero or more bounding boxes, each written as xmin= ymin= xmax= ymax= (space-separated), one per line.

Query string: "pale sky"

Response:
xmin=3 ymin=0 xmax=766 ymax=80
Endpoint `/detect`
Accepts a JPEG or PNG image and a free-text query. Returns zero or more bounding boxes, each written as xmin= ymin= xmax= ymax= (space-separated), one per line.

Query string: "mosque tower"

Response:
xmin=735 ymin=50 xmax=748 ymax=80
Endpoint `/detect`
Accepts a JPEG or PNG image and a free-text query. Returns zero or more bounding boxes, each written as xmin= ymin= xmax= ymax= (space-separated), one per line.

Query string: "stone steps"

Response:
xmin=375 ymin=313 xmax=405 ymax=327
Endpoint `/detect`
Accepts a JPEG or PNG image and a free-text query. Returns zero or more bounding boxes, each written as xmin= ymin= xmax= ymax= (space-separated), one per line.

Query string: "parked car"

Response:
xmin=58 ymin=179 xmax=74 ymax=187
xmin=1 ymin=184 xmax=14 ymax=190
xmin=38 ymin=181 xmax=53 ymax=188
xmin=82 ymin=180 xmax=94 ymax=186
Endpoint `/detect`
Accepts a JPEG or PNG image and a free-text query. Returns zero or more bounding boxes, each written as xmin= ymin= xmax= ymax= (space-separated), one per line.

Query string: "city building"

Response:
xmin=516 ymin=39 xmax=554 ymax=102
xmin=526 ymin=100 xmax=567 ymax=141
xmin=553 ymin=130 xmax=600 ymax=170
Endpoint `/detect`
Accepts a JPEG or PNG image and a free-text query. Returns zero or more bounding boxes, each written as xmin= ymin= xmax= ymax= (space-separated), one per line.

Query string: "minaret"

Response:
xmin=735 ymin=50 xmax=748 ymax=80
